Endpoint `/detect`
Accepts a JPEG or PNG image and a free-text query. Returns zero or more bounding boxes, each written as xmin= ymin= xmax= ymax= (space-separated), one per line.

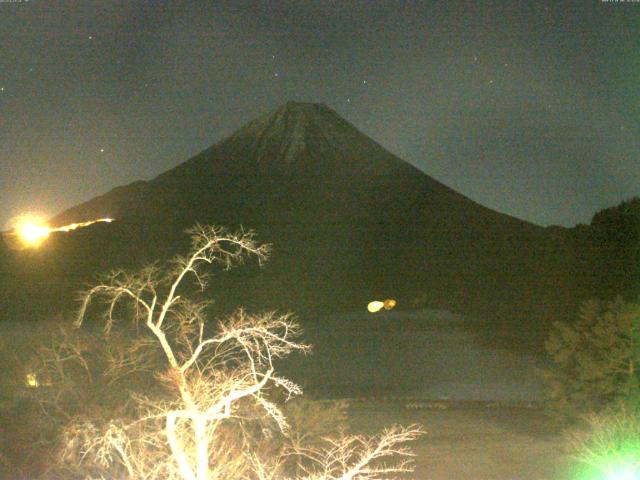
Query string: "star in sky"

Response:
xmin=0 ymin=1 xmax=637 ymax=228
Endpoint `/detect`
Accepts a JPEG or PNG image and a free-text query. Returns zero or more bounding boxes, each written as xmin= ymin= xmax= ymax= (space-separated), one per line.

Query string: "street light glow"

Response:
xmin=367 ymin=299 xmax=397 ymax=313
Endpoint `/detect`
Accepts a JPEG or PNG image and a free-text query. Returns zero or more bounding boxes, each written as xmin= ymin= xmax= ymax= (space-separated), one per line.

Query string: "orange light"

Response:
xmin=55 ymin=218 xmax=113 ymax=232
xmin=5 ymin=214 xmax=115 ymax=249
xmin=14 ymin=214 xmax=50 ymax=248
xmin=367 ymin=299 xmax=397 ymax=313
xmin=384 ymin=299 xmax=397 ymax=310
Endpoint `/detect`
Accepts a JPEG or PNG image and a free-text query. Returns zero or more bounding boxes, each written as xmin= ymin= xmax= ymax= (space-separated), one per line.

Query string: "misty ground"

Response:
xmin=2 ymin=308 xmax=572 ymax=478
xmin=289 ymin=309 xmax=574 ymax=479
xmin=286 ymin=309 xmax=546 ymax=402
xmin=347 ymin=400 xmax=573 ymax=480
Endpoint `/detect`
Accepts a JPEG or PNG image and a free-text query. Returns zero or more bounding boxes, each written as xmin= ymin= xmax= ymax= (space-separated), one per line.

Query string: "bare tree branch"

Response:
xmin=50 ymin=225 xmax=422 ymax=480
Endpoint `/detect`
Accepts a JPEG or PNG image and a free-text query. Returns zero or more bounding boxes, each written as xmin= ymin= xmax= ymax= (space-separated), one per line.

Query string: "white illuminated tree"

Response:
xmin=62 ymin=224 xmax=421 ymax=480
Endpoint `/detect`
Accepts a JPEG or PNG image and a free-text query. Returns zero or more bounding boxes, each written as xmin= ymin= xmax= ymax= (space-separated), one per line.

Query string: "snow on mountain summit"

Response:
xmin=220 ymin=102 xmax=397 ymax=168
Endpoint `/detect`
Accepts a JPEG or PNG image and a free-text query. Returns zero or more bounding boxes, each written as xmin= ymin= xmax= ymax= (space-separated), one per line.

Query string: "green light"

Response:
xmin=568 ymin=404 xmax=640 ymax=480
xmin=573 ymin=463 xmax=640 ymax=480
xmin=605 ymin=465 xmax=639 ymax=480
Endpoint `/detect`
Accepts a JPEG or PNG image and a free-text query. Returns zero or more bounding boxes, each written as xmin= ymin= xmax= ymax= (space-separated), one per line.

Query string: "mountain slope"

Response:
xmin=4 ymin=102 xmax=582 ymax=345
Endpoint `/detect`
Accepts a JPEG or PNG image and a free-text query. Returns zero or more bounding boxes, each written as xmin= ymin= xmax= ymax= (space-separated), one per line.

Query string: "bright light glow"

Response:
xmin=367 ymin=299 xmax=397 ymax=313
xmin=8 ymin=215 xmax=114 ymax=248
xmin=605 ymin=465 xmax=639 ymax=480
xmin=367 ymin=301 xmax=385 ymax=313
xmin=20 ymin=221 xmax=50 ymax=245
xmin=384 ymin=299 xmax=397 ymax=310
xmin=54 ymin=217 xmax=113 ymax=232
xmin=13 ymin=214 xmax=50 ymax=248
xmin=26 ymin=372 xmax=39 ymax=388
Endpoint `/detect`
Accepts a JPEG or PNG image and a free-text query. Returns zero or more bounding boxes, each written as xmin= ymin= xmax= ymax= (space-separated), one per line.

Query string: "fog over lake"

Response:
xmin=290 ymin=309 xmax=546 ymax=402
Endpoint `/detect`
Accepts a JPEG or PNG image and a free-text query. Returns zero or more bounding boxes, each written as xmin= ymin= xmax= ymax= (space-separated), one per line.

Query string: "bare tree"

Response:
xmin=59 ymin=224 xmax=422 ymax=480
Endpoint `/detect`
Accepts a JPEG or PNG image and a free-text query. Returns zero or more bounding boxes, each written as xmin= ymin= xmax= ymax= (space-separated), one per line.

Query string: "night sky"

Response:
xmin=1 ymin=0 xmax=638 ymax=229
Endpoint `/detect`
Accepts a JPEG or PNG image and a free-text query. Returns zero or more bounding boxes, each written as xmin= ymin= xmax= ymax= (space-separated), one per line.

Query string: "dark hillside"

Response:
xmin=0 ymin=102 xmax=596 ymax=348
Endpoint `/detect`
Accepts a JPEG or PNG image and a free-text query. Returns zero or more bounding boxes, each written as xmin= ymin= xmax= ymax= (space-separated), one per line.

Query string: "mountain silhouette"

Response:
xmin=2 ymin=102 xmax=585 ymax=347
